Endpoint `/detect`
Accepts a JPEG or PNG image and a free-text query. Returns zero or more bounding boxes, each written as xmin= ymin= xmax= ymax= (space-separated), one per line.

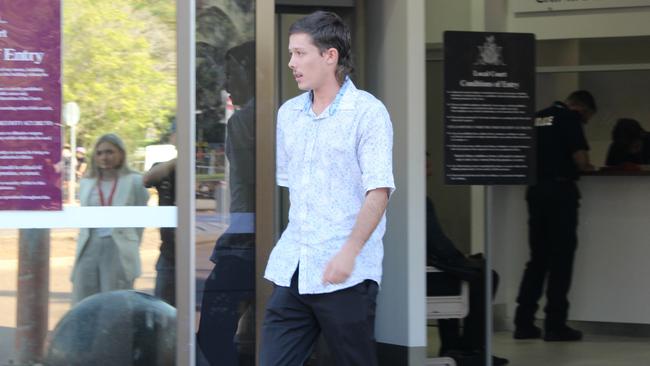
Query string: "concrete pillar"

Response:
xmin=366 ymin=1 xmax=427 ymax=365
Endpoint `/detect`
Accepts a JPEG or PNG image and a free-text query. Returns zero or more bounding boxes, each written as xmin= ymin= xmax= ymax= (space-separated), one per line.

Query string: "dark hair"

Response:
xmin=289 ymin=10 xmax=353 ymax=84
xmin=566 ymin=90 xmax=597 ymax=113
xmin=225 ymin=41 xmax=256 ymax=89
xmin=612 ymin=118 xmax=644 ymax=145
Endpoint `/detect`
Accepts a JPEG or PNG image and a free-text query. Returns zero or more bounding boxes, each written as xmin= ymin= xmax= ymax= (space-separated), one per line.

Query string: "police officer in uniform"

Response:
xmin=513 ymin=90 xmax=596 ymax=342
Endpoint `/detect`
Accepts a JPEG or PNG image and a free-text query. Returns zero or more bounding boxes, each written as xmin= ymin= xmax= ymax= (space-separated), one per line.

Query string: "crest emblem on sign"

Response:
xmin=475 ymin=35 xmax=505 ymax=66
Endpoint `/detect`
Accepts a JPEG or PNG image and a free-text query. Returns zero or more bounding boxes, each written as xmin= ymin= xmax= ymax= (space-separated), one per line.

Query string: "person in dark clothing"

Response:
xmin=514 ymin=90 xmax=596 ymax=342
xmin=196 ymin=41 xmax=256 ymax=366
xmin=425 ymin=154 xmax=508 ymax=366
xmin=605 ymin=118 xmax=650 ymax=168
xmin=143 ymin=155 xmax=176 ymax=306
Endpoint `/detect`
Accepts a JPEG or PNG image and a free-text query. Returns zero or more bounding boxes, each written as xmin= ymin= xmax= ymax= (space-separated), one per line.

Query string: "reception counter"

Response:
xmin=491 ymin=174 xmax=650 ymax=325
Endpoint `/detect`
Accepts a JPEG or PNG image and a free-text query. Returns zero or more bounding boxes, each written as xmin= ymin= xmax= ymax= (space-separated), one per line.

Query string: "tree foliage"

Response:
xmin=63 ymin=0 xmax=176 ymax=156
xmin=132 ymin=0 xmax=176 ymax=25
xmin=195 ymin=0 xmax=254 ymax=145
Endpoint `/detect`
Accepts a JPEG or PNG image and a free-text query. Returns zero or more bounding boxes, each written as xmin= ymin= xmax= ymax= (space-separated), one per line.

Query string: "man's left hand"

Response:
xmin=322 ymin=245 xmax=358 ymax=285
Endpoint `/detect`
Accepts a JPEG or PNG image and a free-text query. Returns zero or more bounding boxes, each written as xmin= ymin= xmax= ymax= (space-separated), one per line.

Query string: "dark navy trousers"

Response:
xmin=260 ymin=270 xmax=379 ymax=366
xmin=515 ymin=181 xmax=580 ymax=331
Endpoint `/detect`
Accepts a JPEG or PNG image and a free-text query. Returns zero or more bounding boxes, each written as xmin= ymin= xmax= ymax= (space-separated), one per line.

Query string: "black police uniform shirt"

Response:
xmin=534 ymin=101 xmax=589 ymax=182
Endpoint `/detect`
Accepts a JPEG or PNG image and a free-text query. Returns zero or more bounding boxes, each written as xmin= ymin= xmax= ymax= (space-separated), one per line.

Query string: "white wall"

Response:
xmin=489 ymin=185 xmax=527 ymax=308
xmin=366 ymin=0 xmax=427 ymax=354
xmin=507 ymin=1 xmax=650 ymax=40
xmin=427 ymin=0 xmax=650 ymax=41
xmin=497 ymin=1 xmax=650 ymax=326
xmin=425 ymin=0 xmax=650 ymax=328
xmin=477 ymin=1 xmax=650 ymax=326
xmin=425 ymin=0 xmax=471 ymax=44
xmin=425 ymin=0 xmax=502 ymax=44
xmin=491 ymin=177 xmax=650 ymax=325
xmin=580 ymin=70 xmax=650 ymax=167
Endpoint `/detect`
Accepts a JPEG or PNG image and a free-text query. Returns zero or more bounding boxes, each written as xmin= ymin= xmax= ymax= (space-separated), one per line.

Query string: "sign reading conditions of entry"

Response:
xmin=443 ymin=31 xmax=535 ymax=185
xmin=0 ymin=0 xmax=62 ymax=210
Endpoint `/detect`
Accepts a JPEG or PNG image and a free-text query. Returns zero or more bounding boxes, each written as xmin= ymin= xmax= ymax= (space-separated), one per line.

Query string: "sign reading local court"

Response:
xmin=443 ymin=31 xmax=536 ymax=185
xmin=0 ymin=0 xmax=62 ymax=210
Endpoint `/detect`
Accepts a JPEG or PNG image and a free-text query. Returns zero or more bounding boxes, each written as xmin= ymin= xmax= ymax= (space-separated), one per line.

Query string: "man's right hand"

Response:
xmin=573 ymin=150 xmax=594 ymax=172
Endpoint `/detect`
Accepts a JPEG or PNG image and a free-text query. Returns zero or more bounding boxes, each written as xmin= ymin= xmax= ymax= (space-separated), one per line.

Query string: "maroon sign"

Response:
xmin=0 ymin=0 xmax=62 ymax=210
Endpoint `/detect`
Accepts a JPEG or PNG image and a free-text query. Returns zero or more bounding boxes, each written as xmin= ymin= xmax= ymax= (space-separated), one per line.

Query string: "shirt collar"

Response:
xmin=297 ymin=77 xmax=357 ymax=117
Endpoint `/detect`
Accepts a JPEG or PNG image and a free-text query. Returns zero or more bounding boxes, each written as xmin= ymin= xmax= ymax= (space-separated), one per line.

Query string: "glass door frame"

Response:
xmin=253 ymin=1 xmax=277 ymax=365
xmin=175 ymin=2 xmax=196 ymax=366
xmin=176 ymin=2 xmax=276 ymax=365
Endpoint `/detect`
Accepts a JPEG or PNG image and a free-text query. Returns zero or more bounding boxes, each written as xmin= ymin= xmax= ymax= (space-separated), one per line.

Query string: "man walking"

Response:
xmin=260 ymin=11 xmax=394 ymax=366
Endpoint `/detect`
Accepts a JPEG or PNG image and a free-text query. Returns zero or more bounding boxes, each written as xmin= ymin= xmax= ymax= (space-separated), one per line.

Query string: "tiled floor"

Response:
xmin=493 ymin=331 xmax=650 ymax=366
xmin=428 ymin=327 xmax=650 ymax=366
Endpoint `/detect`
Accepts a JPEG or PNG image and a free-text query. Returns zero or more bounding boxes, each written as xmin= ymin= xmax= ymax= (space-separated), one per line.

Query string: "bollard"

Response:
xmin=16 ymin=228 xmax=50 ymax=365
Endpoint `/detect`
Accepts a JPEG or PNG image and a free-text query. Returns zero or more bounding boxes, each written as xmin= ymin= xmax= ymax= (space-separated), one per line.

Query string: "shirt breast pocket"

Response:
xmin=321 ymin=123 xmax=354 ymax=156
xmin=326 ymin=138 xmax=349 ymax=155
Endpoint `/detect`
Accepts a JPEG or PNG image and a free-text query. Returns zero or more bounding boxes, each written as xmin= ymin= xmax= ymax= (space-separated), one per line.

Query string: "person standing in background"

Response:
xmin=197 ymin=41 xmax=256 ymax=366
xmin=71 ymin=133 xmax=149 ymax=304
xmin=61 ymin=144 xmax=72 ymax=201
xmin=75 ymin=146 xmax=87 ymax=180
xmin=514 ymin=90 xmax=596 ymax=342
xmin=143 ymin=155 xmax=176 ymax=306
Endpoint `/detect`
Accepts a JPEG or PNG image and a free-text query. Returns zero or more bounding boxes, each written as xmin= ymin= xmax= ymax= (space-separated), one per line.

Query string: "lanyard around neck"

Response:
xmin=97 ymin=174 xmax=119 ymax=206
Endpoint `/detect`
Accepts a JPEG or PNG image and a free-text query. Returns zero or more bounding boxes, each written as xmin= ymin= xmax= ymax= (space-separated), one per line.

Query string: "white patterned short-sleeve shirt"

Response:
xmin=264 ymin=78 xmax=395 ymax=294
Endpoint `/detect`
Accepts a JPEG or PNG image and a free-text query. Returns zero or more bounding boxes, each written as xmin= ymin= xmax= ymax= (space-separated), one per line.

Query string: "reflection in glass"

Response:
xmin=0 ymin=1 xmax=177 ymax=365
xmin=144 ymin=151 xmax=177 ymax=306
xmin=71 ymin=133 xmax=150 ymax=304
xmin=194 ymin=1 xmax=256 ymax=365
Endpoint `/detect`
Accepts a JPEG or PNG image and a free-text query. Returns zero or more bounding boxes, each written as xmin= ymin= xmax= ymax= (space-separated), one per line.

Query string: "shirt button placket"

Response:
xmin=304 ymin=120 xmax=319 ymax=235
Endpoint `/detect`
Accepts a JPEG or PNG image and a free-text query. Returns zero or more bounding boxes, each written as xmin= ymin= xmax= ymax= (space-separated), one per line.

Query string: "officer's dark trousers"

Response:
xmin=260 ymin=270 xmax=378 ymax=366
xmin=515 ymin=181 xmax=579 ymax=331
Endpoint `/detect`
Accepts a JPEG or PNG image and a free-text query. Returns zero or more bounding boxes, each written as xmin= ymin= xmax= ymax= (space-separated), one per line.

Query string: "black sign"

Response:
xmin=444 ymin=31 xmax=535 ymax=185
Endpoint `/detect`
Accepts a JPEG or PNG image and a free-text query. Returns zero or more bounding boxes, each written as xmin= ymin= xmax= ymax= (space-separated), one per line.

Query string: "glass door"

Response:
xmin=192 ymin=1 xmax=258 ymax=365
xmin=0 ymin=1 xmax=178 ymax=365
